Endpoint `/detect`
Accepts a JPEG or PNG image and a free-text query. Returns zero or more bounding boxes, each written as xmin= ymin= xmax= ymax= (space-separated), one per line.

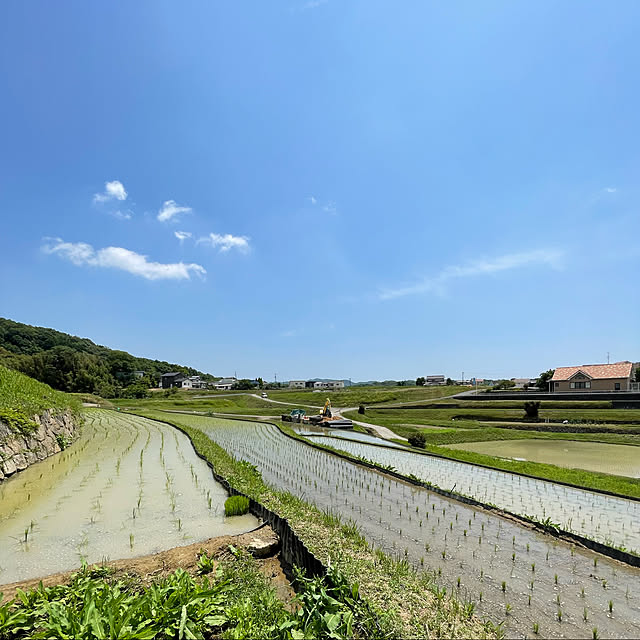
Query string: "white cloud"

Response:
xmin=309 ymin=196 xmax=317 ymax=205
xmin=111 ymin=210 xmax=132 ymax=220
xmin=280 ymin=329 xmax=298 ymax=338
xmin=158 ymin=200 xmax=192 ymax=222
xmin=94 ymin=180 xmax=128 ymax=203
xmin=604 ymin=187 xmax=617 ymax=193
xmin=378 ymin=249 xmax=564 ymax=301
xmin=42 ymin=238 xmax=206 ymax=281
xmin=197 ymin=232 xmax=250 ymax=253
xmin=323 ymin=201 xmax=337 ymax=215
xmin=302 ymin=0 xmax=328 ymax=8
xmin=174 ymin=231 xmax=192 ymax=243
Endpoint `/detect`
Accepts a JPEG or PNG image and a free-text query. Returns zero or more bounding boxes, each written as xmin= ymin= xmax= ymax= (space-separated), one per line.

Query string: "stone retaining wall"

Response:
xmin=0 ymin=410 xmax=77 ymax=481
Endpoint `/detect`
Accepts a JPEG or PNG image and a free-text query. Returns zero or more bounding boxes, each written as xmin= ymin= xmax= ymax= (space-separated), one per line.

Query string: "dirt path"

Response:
xmin=0 ymin=525 xmax=289 ymax=603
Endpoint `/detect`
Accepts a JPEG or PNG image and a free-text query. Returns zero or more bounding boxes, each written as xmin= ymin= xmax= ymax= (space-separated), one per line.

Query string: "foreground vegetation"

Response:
xmin=134 ymin=409 xmax=496 ymax=639
xmin=0 ymin=549 xmax=381 ymax=640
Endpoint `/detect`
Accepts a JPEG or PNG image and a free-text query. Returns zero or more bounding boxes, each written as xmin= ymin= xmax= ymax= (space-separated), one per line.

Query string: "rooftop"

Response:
xmin=551 ymin=361 xmax=633 ymax=381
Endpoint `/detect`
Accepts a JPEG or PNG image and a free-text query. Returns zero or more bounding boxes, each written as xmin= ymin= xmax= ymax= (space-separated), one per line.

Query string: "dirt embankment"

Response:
xmin=0 ymin=409 xmax=78 ymax=481
xmin=0 ymin=525 xmax=290 ymax=603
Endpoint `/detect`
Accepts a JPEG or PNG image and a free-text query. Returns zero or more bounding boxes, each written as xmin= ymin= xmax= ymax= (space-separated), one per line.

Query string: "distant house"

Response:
xmin=289 ymin=380 xmax=306 ymax=389
xmin=186 ymin=375 xmax=207 ymax=390
xmin=550 ymin=361 xmax=633 ymax=392
xmin=161 ymin=372 xmax=185 ymax=389
xmin=214 ymin=377 xmax=237 ymax=391
xmin=314 ymin=380 xmax=345 ymax=390
xmin=133 ymin=370 xmax=146 ymax=379
xmin=511 ymin=378 xmax=537 ymax=388
xmin=425 ymin=375 xmax=445 ymax=386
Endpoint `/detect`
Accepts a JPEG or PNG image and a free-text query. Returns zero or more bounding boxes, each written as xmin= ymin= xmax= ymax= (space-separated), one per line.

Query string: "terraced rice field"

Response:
xmin=0 ymin=410 xmax=257 ymax=585
xmin=309 ymin=436 xmax=640 ymax=552
xmin=175 ymin=414 xmax=640 ymax=639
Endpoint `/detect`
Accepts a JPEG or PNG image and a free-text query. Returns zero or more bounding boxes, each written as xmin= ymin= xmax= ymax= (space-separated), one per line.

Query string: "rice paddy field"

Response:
xmin=0 ymin=410 xmax=258 ymax=585
xmin=308 ymin=435 xmax=640 ymax=552
xmin=443 ymin=439 xmax=640 ymax=478
xmin=171 ymin=413 xmax=640 ymax=639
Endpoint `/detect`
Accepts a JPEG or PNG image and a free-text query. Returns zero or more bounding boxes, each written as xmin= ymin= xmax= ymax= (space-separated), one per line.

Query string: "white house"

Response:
xmin=214 ymin=377 xmax=237 ymax=391
xmin=288 ymin=380 xmax=306 ymax=389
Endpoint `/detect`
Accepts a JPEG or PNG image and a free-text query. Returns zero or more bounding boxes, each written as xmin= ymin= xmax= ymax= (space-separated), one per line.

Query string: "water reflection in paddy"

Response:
xmin=443 ymin=439 xmax=640 ymax=478
xmin=0 ymin=411 xmax=257 ymax=585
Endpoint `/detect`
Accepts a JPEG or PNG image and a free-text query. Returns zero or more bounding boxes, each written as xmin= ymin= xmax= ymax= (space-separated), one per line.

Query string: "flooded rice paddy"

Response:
xmin=176 ymin=414 xmax=640 ymax=639
xmin=292 ymin=425 xmax=406 ymax=448
xmin=0 ymin=410 xmax=257 ymax=585
xmin=443 ymin=439 xmax=640 ymax=478
xmin=308 ymin=436 xmax=640 ymax=552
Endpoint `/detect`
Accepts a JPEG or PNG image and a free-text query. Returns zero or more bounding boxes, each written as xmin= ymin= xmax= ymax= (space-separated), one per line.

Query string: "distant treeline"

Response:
xmin=0 ymin=318 xmax=214 ymax=398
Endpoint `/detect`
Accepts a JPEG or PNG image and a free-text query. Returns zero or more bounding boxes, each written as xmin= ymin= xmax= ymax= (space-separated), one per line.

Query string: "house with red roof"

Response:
xmin=550 ymin=361 xmax=634 ymax=392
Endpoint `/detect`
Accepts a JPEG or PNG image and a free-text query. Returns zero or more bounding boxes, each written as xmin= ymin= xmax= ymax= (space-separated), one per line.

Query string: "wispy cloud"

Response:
xmin=604 ymin=187 xmax=617 ymax=193
xmin=94 ymin=180 xmax=128 ymax=203
xmin=174 ymin=230 xmax=192 ymax=243
xmin=158 ymin=200 xmax=192 ymax=222
xmin=197 ymin=232 xmax=250 ymax=253
xmin=323 ymin=202 xmax=337 ymax=215
xmin=301 ymin=0 xmax=328 ymax=9
xmin=308 ymin=196 xmax=337 ymax=214
xmin=111 ymin=210 xmax=132 ymax=220
xmin=378 ymin=249 xmax=564 ymax=301
xmin=280 ymin=329 xmax=298 ymax=338
xmin=42 ymin=238 xmax=206 ymax=281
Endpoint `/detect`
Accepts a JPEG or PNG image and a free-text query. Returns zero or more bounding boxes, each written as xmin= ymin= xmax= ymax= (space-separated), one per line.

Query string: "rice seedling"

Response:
xmin=224 ymin=495 xmax=250 ymax=517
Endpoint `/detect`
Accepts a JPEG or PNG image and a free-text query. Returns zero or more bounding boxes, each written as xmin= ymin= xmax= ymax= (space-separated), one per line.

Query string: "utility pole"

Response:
xmin=461 ymin=371 xmax=464 ymax=384
xmin=607 ymin=352 xmax=610 ymax=364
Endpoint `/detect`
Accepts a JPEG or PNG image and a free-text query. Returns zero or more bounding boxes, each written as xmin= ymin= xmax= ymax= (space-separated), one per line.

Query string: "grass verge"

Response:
xmin=0 ymin=365 xmax=81 ymax=434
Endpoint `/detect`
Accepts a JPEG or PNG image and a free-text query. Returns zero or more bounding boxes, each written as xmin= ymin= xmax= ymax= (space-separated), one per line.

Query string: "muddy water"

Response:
xmin=444 ymin=439 xmax=640 ymax=478
xmin=178 ymin=415 xmax=640 ymax=639
xmin=309 ymin=436 xmax=640 ymax=553
xmin=0 ymin=411 xmax=257 ymax=585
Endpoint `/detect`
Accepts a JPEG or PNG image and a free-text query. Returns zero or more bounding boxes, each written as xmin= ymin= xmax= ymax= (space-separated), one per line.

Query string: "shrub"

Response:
xmin=524 ymin=401 xmax=540 ymax=420
xmin=224 ymin=495 xmax=250 ymax=516
xmin=408 ymin=433 xmax=426 ymax=449
xmin=358 ymin=404 xmax=365 ymax=415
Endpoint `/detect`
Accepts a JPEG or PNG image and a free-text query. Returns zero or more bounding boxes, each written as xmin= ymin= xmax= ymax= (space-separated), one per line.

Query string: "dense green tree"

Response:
xmin=0 ymin=317 xmax=215 ymax=398
xmin=416 ymin=376 xmax=425 ymax=386
xmin=536 ymin=369 xmax=555 ymax=390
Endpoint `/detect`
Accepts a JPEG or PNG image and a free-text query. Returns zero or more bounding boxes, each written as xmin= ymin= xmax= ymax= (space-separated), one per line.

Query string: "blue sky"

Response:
xmin=1 ymin=1 xmax=638 ymax=381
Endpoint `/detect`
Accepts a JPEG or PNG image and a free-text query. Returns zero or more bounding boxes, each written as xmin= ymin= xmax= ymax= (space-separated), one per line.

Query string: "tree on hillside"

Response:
xmin=536 ymin=369 xmax=555 ymax=390
xmin=416 ymin=376 xmax=425 ymax=386
xmin=446 ymin=377 xmax=454 ymax=386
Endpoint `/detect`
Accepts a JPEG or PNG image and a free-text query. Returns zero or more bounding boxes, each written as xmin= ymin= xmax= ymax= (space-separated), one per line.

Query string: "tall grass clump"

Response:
xmin=224 ymin=495 xmax=250 ymax=517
